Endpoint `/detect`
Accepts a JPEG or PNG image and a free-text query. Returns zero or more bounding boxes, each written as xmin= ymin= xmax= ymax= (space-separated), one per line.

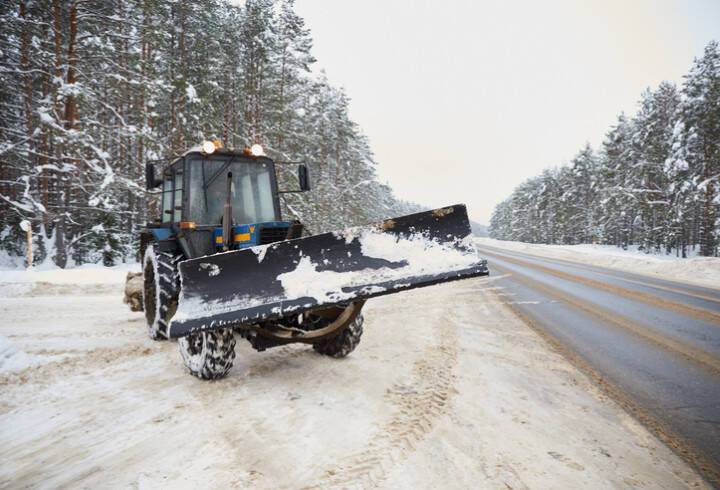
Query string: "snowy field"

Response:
xmin=476 ymin=238 xmax=720 ymax=290
xmin=0 ymin=267 xmax=708 ymax=488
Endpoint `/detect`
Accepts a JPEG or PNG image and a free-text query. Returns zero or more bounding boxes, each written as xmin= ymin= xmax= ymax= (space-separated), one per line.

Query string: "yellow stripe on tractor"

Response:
xmin=216 ymin=232 xmax=252 ymax=244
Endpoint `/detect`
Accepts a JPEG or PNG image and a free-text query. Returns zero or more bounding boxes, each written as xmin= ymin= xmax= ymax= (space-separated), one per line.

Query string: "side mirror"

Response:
xmin=145 ymin=163 xmax=161 ymax=190
xmin=298 ymin=164 xmax=310 ymax=192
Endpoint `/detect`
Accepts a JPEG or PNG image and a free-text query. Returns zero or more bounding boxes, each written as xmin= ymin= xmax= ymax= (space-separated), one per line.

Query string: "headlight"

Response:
xmin=250 ymin=144 xmax=265 ymax=156
xmin=202 ymin=141 xmax=216 ymax=154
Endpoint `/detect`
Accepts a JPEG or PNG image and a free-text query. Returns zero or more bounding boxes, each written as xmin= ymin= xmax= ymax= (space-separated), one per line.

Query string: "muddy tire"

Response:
xmin=178 ymin=328 xmax=237 ymax=380
xmin=143 ymin=244 xmax=182 ymax=340
xmin=313 ymin=314 xmax=364 ymax=358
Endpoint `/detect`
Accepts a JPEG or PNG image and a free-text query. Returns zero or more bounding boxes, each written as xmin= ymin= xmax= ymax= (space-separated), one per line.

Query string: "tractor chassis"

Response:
xmin=237 ymin=301 xmax=365 ymax=352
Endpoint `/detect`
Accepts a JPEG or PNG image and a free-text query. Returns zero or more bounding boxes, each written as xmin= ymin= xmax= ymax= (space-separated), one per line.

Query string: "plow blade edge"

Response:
xmin=168 ymin=204 xmax=489 ymax=338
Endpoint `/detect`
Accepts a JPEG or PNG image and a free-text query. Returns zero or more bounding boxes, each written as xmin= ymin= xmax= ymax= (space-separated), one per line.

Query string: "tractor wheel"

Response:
xmin=142 ymin=244 xmax=182 ymax=340
xmin=178 ymin=328 xmax=237 ymax=380
xmin=312 ymin=314 xmax=364 ymax=358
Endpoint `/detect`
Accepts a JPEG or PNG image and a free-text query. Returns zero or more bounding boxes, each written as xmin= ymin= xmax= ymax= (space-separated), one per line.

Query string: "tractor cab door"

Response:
xmin=161 ymin=160 xmax=184 ymax=224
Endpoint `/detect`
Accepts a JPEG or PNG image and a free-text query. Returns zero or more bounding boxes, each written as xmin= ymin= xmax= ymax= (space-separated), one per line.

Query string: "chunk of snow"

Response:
xmin=38 ymin=109 xmax=54 ymax=125
xmin=186 ymin=83 xmax=198 ymax=102
xmin=199 ymin=263 xmax=221 ymax=277
xmin=252 ymin=245 xmax=268 ymax=263
xmin=0 ymin=336 xmax=40 ymax=373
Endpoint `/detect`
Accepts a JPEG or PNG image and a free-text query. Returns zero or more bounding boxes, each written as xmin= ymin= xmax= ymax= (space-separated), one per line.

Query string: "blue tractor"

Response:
xmin=139 ymin=142 xmax=488 ymax=380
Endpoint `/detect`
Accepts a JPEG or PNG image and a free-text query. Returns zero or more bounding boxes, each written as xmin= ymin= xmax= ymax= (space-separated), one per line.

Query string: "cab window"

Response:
xmin=161 ymin=162 xmax=183 ymax=223
xmin=161 ymin=172 xmax=173 ymax=223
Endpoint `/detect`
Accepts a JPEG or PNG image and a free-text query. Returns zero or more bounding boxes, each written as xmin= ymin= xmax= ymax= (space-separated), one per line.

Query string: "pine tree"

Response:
xmin=490 ymin=43 xmax=719 ymax=258
xmin=0 ymin=0 xmax=420 ymax=266
xmin=670 ymin=41 xmax=720 ymax=256
xmin=630 ymin=83 xmax=679 ymax=253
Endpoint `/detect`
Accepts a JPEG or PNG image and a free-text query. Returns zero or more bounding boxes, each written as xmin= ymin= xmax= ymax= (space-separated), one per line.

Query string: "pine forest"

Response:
xmin=490 ymin=41 xmax=720 ymax=257
xmin=0 ymin=0 xmax=419 ymax=267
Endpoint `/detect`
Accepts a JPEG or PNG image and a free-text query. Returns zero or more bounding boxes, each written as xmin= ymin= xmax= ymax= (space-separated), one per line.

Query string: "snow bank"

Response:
xmin=0 ymin=262 xmax=139 ymax=285
xmin=0 ymin=335 xmax=41 ymax=373
xmin=0 ymin=250 xmax=25 ymax=270
xmin=476 ymin=238 xmax=720 ymax=289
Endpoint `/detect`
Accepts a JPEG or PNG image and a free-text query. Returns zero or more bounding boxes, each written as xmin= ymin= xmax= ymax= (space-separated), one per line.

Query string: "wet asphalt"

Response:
xmin=475 ymin=244 xmax=720 ymax=485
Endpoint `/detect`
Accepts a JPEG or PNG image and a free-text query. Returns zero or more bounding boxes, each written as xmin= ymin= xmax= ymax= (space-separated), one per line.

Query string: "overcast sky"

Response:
xmin=294 ymin=0 xmax=720 ymax=224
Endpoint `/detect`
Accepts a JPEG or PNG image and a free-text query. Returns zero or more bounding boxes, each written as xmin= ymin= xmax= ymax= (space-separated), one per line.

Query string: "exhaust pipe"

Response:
xmin=222 ymin=172 xmax=233 ymax=251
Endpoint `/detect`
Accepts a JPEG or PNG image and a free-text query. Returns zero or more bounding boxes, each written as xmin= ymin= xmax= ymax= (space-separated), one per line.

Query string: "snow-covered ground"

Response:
xmin=0 ymin=268 xmax=708 ymax=488
xmin=476 ymin=237 xmax=720 ymax=290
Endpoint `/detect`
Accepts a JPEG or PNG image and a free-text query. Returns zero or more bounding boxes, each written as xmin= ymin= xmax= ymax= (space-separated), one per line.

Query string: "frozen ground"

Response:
xmin=0 ymin=268 xmax=709 ymax=488
xmin=476 ymin=237 xmax=720 ymax=290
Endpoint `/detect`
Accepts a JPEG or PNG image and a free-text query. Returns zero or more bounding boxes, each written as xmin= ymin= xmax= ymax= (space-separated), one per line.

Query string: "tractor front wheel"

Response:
xmin=143 ymin=244 xmax=181 ymax=340
xmin=178 ymin=328 xmax=237 ymax=380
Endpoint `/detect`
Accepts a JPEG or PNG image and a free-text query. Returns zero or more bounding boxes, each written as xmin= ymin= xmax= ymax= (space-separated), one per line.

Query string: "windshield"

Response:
xmin=187 ymin=155 xmax=277 ymax=225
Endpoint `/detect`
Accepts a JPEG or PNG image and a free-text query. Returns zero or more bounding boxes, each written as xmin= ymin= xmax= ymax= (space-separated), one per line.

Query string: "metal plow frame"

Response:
xmin=246 ymin=301 xmax=365 ymax=345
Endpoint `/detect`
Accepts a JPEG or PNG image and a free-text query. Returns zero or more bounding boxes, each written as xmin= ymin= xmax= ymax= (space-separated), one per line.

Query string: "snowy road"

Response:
xmin=476 ymin=244 xmax=720 ymax=485
xmin=0 ymin=272 xmax=709 ymax=488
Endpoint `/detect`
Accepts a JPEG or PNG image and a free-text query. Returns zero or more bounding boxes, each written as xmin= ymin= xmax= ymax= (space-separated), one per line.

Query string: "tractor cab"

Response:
xmin=143 ymin=143 xmax=309 ymax=260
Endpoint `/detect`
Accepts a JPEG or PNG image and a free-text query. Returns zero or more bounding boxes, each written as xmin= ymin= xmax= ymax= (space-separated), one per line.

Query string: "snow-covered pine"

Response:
xmin=0 ymin=0 xmax=419 ymax=267
xmin=490 ymin=40 xmax=720 ymax=258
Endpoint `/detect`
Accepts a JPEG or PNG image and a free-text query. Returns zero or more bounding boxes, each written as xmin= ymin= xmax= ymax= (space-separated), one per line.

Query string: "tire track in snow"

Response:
xmin=305 ymin=305 xmax=460 ymax=488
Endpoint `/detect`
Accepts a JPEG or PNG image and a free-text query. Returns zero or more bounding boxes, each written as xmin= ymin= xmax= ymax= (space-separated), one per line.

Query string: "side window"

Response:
xmin=162 ymin=173 xmax=173 ymax=223
xmin=173 ymin=170 xmax=183 ymax=222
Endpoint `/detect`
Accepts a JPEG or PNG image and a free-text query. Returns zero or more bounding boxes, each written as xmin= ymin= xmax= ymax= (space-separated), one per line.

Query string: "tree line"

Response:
xmin=0 ymin=0 xmax=418 ymax=267
xmin=490 ymin=41 xmax=720 ymax=257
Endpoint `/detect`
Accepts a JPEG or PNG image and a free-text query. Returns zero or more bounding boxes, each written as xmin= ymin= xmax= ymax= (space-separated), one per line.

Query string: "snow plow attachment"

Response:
xmin=168 ymin=204 xmax=488 ymax=338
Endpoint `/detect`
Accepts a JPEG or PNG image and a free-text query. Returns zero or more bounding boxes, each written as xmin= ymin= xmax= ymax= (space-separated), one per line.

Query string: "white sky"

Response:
xmin=294 ymin=0 xmax=720 ymax=223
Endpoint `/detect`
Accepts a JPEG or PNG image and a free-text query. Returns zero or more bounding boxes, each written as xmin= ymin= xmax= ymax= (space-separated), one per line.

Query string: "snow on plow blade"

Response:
xmin=168 ymin=204 xmax=489 ymax=338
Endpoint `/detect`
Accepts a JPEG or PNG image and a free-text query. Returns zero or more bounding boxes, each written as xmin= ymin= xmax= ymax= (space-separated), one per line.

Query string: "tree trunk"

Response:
xmin=52 ymin=0 xmax=67 ymax=268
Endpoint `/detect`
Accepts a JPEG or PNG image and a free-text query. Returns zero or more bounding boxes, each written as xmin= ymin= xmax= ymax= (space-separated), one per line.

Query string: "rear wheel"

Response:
xmin=312 ymin=314 xmax=364 ymax=358
xmin=143 ymin=244 xmax=182 ymax=340
xmin=178 ymin=328 xmax=237 ymax=379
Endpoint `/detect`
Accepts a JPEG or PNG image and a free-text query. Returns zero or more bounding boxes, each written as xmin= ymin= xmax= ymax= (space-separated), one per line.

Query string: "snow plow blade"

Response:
xmin=168 ymin=204 xmax=489 ymax=338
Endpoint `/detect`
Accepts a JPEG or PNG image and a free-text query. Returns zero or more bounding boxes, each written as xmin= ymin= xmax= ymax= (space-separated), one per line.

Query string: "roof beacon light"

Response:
xmin=202 ymin=140 xmax=216 ymax=154
xmin=250 ymin=144 xmax=265 ymax=157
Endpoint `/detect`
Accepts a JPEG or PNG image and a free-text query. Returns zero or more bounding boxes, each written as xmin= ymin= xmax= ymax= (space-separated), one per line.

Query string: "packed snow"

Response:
xmin=278 ymin=231 xmax=480 ymax=303
xmin=0 ymin=266 xmax=708 ymax=488
xmin=476 ymin=237 xmax=720 ymax=290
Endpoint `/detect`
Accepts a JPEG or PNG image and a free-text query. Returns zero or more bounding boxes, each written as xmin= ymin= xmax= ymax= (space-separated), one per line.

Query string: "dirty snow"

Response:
xmin=476 ymin=237 xmax=720 ymax=290
xmin=0 ymin=267 xmax=708 ymax=488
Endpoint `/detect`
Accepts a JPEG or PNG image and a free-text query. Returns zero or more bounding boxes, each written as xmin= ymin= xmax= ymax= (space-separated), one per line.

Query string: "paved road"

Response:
xmin=476 ymin=244 xmax=720 ymax=485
